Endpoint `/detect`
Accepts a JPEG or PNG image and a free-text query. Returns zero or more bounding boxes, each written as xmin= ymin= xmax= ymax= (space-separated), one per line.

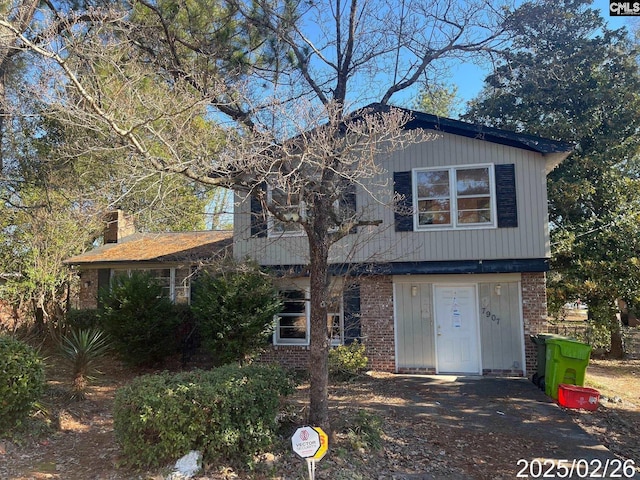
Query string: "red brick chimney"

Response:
xmin=104 ymin=210 xmax=136 ymax=244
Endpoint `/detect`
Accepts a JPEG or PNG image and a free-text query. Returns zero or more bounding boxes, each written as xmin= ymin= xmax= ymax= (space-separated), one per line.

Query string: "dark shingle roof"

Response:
xmin=358 ymin=103 xmax=575 ymax=155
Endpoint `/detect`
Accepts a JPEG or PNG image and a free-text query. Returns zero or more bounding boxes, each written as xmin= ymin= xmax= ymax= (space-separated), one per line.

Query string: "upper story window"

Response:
xmin=267 ymin=188 xmax=305 ymax=237
xmin=413 ymin=165 xmax=495 ymax=230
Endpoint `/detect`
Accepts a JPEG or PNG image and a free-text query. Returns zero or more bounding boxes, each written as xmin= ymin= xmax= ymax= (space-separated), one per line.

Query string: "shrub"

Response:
xmin=191 ymin=267 xmax=282 ymax=365
xmin=329 ymin=340 xmax=369 ymax=381
xmin=345 ymin=410 xmax=384 ymax=452
xmin=99 ymin=272 xmax=180 ymax=366
xmin=0 ymin=336 xmax=46 ymax=433
xmin=59 ymin=327 xmax=111 ymax=400
xmin=113 ymin=363 xmax=295 ymax=469
xmin=65 ymin=309 xmax=101 ymax=330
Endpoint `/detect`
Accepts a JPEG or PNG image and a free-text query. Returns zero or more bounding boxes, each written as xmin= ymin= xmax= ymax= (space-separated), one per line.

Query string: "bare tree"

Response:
xmin=1 ymin=0 xmax=511 ymax=428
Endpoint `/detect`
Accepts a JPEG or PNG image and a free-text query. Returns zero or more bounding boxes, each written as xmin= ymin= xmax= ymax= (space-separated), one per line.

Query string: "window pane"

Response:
xmin=271 ymin=189 xmax=299 ymax=206
xmin=416 ymin=170 xmax=449 ymax=198
xmin=278 ymin=315 xmax=307 ymax=339
xmin=282 ymin=301 xmax=306 ymax=314
xmin=271 ymin=188 xmax=303 ymax=235
xmin=418 ymin=199 xmax=451 ymax=225
xmin=273 ymin=205 xmax=303 ymax=234
xmin=458 ymin=197 xmax=492 ymax=224
xmin=327 ymin=314 xmax=341 ymax=342
xmin=456 ymin=168 xmax=490 ymax=196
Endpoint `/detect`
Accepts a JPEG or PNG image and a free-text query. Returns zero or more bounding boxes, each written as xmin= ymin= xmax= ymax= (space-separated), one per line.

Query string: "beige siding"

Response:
xmin=478 ymin=282 xmax=525 ymax=372
xmin=394 ymin=274 xmax=523 ymax=372
xmin=395 ymin=283 xmax=435 ymax=369
xmin=234 ymin=131 xmax=551 ymax=266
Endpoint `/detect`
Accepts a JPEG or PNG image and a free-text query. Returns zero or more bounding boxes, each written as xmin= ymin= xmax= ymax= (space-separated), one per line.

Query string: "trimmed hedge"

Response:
xmin=113 ymin=363 xmax=295 ymax=469
xmin=0 ymin=336 xmax=46 ymax=433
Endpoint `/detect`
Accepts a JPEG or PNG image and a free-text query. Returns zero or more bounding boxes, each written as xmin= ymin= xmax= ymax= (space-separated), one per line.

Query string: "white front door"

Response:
xmin=434 ymin=285 xmax=481 ymax=374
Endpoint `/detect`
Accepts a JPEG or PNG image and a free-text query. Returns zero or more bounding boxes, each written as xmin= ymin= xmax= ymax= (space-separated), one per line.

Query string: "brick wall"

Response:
xmin=258 ymin=345 xmax=310 ymax=370
xmin=521 ymin=272 xmax=548 ymax=374
xmin=78 ymin=269 xmax=99 ymax=310
xmin=360 ymin=275 xmax=395 ymax=372
xmin=257 ymin=274 xmax=397 ymax=373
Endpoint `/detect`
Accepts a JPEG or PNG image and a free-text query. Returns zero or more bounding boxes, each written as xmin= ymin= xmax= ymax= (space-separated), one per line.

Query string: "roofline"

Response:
xmin=68 ymin=261 xmax=192 ymax=269
xmin=356 ymin=103 xmax=576 ymax=156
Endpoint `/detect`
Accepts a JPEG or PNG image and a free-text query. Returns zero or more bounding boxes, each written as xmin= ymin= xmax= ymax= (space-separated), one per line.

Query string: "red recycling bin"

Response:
xmin=557 ymin=384 xmax=600 ymax=411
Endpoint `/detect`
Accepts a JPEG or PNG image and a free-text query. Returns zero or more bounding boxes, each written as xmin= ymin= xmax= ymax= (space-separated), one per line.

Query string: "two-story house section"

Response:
xmin=234 ymin=105 xmax=574 ymax=377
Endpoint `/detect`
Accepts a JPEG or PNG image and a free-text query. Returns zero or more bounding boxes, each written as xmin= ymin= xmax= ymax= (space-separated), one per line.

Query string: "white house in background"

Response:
xmin=233 ymin=104 xmax=574 ymax=376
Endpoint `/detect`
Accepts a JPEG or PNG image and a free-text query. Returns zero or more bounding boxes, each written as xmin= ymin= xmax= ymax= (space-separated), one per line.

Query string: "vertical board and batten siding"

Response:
xmin=394 ymin=274 xmax=524 ymax=372
xmin=233 ymin=131 xmax=551 ymax=266
xmin=477 ymin=282 xmax=525 ymax=372
xmin=394 ymin=282 xmax=435 ymax=369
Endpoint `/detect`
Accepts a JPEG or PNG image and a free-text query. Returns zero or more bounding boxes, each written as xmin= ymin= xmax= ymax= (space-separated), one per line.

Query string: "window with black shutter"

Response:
xmin=394 ymin=164 xmax=517 ymax=231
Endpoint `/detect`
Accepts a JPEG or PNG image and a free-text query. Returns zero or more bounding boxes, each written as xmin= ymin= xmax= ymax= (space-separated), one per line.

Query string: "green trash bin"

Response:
xmin=544 ymin=338 xmax=592 ymax=399
xmin=530 ymin=333 xmax=566 ymax=390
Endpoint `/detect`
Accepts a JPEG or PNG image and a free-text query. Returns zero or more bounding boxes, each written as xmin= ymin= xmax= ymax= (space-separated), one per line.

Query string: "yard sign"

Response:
xmin=291 ymin=426 xmax=328 ymax=480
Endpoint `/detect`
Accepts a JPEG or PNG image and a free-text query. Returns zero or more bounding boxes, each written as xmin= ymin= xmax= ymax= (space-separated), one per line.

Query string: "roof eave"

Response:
xmin=544 ymin=151 xmax=573 ymax=175
xmin=357 ymin=103 xmax=576 ymax=156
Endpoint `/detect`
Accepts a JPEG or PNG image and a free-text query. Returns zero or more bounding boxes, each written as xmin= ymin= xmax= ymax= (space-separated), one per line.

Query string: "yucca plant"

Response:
xmin=60 ymin=328 xmax=111 ymax=400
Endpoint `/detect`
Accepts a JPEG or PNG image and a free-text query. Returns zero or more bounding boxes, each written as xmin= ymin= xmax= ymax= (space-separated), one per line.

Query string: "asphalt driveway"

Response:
xmin=357 ymin=375 xmax=640 ymax=479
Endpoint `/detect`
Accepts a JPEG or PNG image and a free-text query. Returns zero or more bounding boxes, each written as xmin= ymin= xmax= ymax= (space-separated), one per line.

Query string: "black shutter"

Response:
xmin=393 ymin=171 xmax=413 ymax=232
xmin=250 ymin=187 xmax=268 ymax=238
xmin=343 ymin=284 xmax=361 ymax=345
xmin=495 ymin=164 xmax=518 ymax=228
xmin=344 ymin=181 xmax=358 ymax=234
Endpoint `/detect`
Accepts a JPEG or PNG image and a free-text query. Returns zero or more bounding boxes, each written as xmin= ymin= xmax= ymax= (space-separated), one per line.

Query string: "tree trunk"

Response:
xmin=609 ymin=315 xmax=625 ymax=359
xmin=307 ymin=216 xmax=331 ymax=431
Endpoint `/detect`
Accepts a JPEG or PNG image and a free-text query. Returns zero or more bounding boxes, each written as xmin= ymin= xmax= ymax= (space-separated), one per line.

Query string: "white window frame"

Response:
xmin=412 ymin=164 xmax=497 ymax=231
xmin=266 ymin=185 xmax=344 ymax=237
xmin=274 ymin=288 xmax=344 ymax=346
xmin=110 ymin=267 xmax=180 ymax=303
xmin=267 ymin=187 xmax=306 ymax=237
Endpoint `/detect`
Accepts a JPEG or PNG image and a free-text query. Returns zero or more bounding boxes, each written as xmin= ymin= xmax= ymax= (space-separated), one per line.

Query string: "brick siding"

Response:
xmin=360 ymin=275 xmax=395 ymax=372
xmin=78 ymin=269 xmax=99 ymax=310
xmin=258 ymin=345 xmax=310 ymax=370
xmin=258 ymin=275 xmax=397 ymax=373
xmin=259 ymin=272 xmax=547 ymax=377
xmin=521 ymin=272 xmax=548 ymax=375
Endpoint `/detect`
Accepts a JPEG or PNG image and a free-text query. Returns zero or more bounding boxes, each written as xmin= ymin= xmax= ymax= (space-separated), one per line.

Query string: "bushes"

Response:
xmin=65 ymin=309 xmax=101 ymax=330
xmin=191 ymin=268 xmax=282 ymax=365
xmin=0 ymin=336 xmax=46 ymax=433
xmin=99 ymin=272 xmax=180 ymax=366
xmin=113 ymin=363 xmax=295 ymax=469
xmin=329 ymin=340 xmax=369 ymax=381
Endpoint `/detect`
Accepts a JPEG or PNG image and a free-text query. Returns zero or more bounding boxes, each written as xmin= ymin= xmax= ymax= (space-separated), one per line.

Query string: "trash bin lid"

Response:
xmin=530 ymin=333 xmax=567 ymax=345
xmin=546 ymin=338 xmax=592 ymax=360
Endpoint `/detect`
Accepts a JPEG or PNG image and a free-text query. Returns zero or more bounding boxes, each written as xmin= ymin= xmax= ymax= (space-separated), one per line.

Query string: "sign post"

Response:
xmin=291 ymin=426 xmax=329 ymax=480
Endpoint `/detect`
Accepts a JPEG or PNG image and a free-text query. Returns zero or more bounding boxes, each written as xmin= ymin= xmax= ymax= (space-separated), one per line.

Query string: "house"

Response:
xmin=65 ymin=210 xmax=233 ymax=309
xmin=234 ymin=105 xmax=574 ymax=376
